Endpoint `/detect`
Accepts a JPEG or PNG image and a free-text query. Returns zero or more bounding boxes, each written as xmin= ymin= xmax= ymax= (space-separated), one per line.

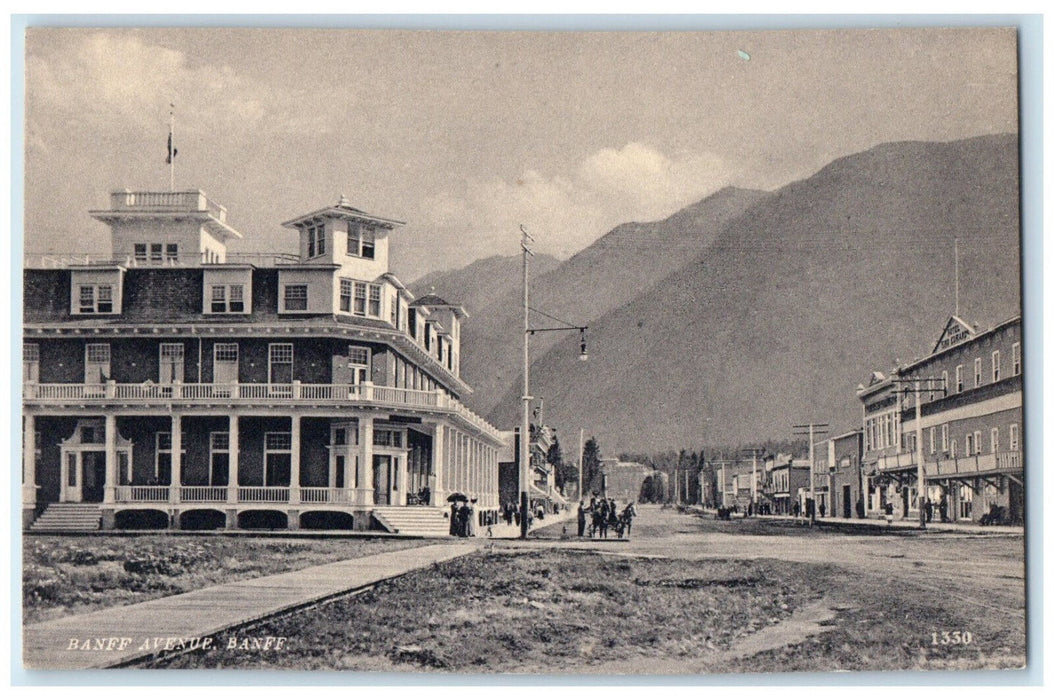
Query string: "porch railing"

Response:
xmin=299 ymin=487 xmax=351 ymax=504
xmin=114 ymin=485 xmax=170 ymax=502
xmin=238 ymin=486 xmax=290 ymax=503
xmin=180 ymin=486 xmax=228 ymax=502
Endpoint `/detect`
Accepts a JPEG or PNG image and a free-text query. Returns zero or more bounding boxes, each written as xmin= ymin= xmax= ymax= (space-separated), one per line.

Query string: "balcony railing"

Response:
xmin=873 ymin=450 xmax=1022 ymax=478
xmin=107 ymin=190 xmax=227 ymax=222
xmin=238 ymin=486 xmax=290 ymax=503
xmin=299 ymin=487 xmax=351 ymax=504
xmin=25 ymin=381 xmax=503 ymax=440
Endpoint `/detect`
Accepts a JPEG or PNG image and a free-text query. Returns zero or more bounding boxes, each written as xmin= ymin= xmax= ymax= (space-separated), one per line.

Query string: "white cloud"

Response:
xmin=26 ymin=32 xmax=339 ymax=144
xmin=420 ymin=143 xmax=728 ymax=262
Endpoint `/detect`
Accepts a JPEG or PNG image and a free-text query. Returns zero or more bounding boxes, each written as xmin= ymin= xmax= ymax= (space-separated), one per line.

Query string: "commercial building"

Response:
xmin=813 ymin=429 xmax=864 ymax=519
xmin=858 ymin=315 xmax=1023 ymax=523
xmin=22 ymin=189 xmax=505 ymax=533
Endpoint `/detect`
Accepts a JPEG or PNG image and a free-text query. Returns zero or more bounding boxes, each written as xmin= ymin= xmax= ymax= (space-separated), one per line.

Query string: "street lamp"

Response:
xmin=519 ymin=225 xmax=588 ymax=539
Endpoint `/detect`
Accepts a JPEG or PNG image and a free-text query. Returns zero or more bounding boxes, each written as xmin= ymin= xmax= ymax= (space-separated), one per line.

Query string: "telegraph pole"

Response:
xmin=742 ymin=448 xmax=765 ymax=514
xmin=519 ymin=226 xmax=534 ymax=539
xmin=793 ymin=423 xmax=829 ymax=524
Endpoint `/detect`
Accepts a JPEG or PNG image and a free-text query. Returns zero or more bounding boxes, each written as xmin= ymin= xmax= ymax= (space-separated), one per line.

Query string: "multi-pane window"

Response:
xmin=368 ymin=285 xmax=382 ymax=317
xmin=941 ymin=370 xmax=948 ymax=395
xmin=306 ymin=224 xmax=326 ymax=258
xmin=991 ymin=428 xmax=1000 ymax=453
xmin=1012 ymin=343 xmax=1021 ymax=376
xmin=268 ymin=343 xmax=293 ymax=388
xmin=150 ymin=243 xmax=163 ymax=263
xmin=974 ymin=358 xmax=982 ymax=387
xmin=265 ymin=432 xmax=292 ymax=451
xmin=348 ymin=346 xmax=369 ymax=366
xmin=23 ymin=343 xmax=39 ymax=383
xmin=340 ymin=279 xmax=354 ymax=313
xmin=78 ymin=284 xmax=114 ymax=313
xmin=214 ymin=343 xmax=238 ymax=363
xmin=390 ymin=295 xmax=399 ymax=326
xmin=373 ymin=429 xmax=404 ymax=448
xmin=992 ymin=350 xmax=1001 ymax=382
xmin=929 ymin=426 xmax=936 ymax=454
xmin=210 ymin=284 xmax=245 ymax=313
xmin=165 ymin=244 xmax=178 ymax=262
xmin=941 ymin=424 xmax=949 ymax=452
xmin=134 ymin=244 xmax=147 ymax=263
xmin=965 ymin=433 xmax=974 ymax=457
xmin=86 ymin=343 xmax=110 ymax=364
xmin=347 ymin=223 xmax=377 ymax=259
xmin=283 ymin=285 xmax=308 ymax=311
xmin=354 ymin=282 xmax=367 ymax=316
xmin=955 ymin=365 xmax=964 ymax=393
xmin=361 ymin=227 xmax=376 ymax=259
xmin=974 ymin=430 xmax=983 ymax=455
xmin=1009 ymin=424 xmax=1019 ymax=452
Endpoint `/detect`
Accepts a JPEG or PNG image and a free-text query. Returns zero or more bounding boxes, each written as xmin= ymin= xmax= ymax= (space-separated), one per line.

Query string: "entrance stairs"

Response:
xmin=29 ymin=503 xmax=102 ymax=532
xmin=371 ymin=506 xmax=449 ymax=537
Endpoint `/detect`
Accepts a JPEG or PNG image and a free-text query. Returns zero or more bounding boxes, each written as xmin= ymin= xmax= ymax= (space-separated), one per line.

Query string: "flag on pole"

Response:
xmin=166 ymin=131 xmax=178 ymax=164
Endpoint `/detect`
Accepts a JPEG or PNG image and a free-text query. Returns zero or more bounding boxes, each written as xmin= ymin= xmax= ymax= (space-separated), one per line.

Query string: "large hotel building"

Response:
xmin=22 ymin=189 xmax=505 ymax=534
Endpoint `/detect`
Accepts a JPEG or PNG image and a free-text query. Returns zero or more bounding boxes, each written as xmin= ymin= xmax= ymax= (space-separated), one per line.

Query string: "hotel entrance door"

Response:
xmin=80 ymin=451 xmax=106 ymax=503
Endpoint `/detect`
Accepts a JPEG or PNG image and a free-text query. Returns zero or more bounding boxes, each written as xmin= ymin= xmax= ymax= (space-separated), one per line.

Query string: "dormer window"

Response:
xmin=210 ymin=284 xmax=246 ymax=313
xmin=78 ymin=284 xmax=114 ymax=314
xmin=347 ymin=223 xmax=376 ymax=260
xmin=307 ymin=224 xmax=326 ymax=258
xmin=283 ymin=284 xmax=308 ymax=311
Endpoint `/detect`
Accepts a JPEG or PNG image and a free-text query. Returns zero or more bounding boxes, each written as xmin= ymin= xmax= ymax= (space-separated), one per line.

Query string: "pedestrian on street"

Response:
xmin=577 ymin=501 xmax=587 ymax=537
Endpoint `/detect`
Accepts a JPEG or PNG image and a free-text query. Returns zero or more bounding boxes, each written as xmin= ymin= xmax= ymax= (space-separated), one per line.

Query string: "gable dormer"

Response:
xmin=281 ymin=195 xmax=405 ymax=281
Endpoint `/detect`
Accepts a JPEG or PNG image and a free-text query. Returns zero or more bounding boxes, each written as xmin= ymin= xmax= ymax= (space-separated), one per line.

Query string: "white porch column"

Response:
xmin=23 ymin=413 xmax=37 ymax=507
xmin=169 ymin=414 xmax=182 ymax=504
xmin=431 ymin=423 xmax=445 ymax=506
xmin=104 ymin=414 xmax=117 ymax=504
xmin=357 ymin=415 xmax=374 ymax=505
xmin=227 ymin=415 xmax=239 ymax=504
xmin=290 ymin=415 xmax=301 ymax=504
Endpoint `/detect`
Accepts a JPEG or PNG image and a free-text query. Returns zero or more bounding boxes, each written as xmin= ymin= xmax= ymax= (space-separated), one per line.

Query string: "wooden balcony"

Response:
xmin=874 ymin=450 xmax=1022 ymax=478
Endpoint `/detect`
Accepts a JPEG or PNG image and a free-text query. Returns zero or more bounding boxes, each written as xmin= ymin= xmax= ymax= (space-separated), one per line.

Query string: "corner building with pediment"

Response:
xmin=857 ymin=315 xmax=1023 ymax=524
xmin=22 ymin=189 xmax=505 ymax=534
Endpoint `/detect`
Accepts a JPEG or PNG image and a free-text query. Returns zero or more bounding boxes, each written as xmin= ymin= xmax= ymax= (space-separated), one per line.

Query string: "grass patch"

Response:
xmin=143 ymin=546 xmax=1025 ymax=674
xmin=23 ymin=535 xmax=422 ymax=624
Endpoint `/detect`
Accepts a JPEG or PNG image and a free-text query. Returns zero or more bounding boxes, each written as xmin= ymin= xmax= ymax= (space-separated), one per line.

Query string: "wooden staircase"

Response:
xmin=29 ymin=503 xmax=102 ymax=532
xmin=371 ymin=506 xmax=450 ymax=537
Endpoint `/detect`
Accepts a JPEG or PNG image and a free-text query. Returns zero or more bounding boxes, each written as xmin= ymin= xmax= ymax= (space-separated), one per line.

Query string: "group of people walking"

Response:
xmin=577 ymin=497 xmax=636 ymax=539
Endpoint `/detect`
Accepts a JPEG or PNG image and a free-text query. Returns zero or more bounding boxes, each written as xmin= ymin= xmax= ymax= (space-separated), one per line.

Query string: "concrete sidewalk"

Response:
xmin=23 ymin=541 xmax=479 ymax=670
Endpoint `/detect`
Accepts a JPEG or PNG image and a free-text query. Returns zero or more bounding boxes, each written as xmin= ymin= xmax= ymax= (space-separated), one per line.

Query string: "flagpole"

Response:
xmin=169 ymin=106 xmax=175 ymax=192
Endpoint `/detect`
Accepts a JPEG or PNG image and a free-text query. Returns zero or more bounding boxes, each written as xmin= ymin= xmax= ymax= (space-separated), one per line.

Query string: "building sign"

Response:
xmin=932 ymin=316 xmax=976 ymax=354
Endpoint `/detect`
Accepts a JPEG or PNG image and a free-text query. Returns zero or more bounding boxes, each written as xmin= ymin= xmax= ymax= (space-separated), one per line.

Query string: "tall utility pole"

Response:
xmin=578 ymin=427 xmax=584 ymax=503
xmin=742 ymin=448 xmax=764 ymax=513
xmin=517 ymin=224 xmax=589 ymax=539
xmin=519 ymin=226 xmax=534 ymax=539
xmin=793 ymin=423 xmax=829 ymax=524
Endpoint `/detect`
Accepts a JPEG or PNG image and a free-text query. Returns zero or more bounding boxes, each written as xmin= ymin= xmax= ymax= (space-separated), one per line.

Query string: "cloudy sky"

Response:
xmin=23 ymin=27 xmax=1017 ymax=281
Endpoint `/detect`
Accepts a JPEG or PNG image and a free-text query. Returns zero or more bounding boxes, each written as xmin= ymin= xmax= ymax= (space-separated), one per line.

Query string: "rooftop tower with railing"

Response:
xmin=89 ymin=189 xmax=243 ymax=265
